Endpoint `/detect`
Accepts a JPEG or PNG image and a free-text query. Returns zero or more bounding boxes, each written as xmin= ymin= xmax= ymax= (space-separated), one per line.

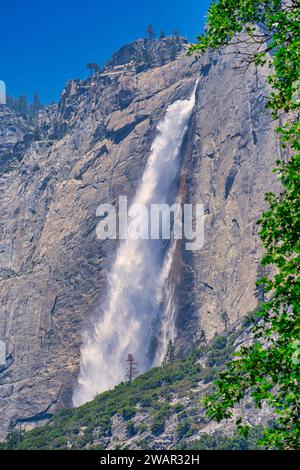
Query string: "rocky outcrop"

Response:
xmin=0 ymin=105 xmax=33 ymax=174
xmin=0 ymin=37 xmax=279 ymax=438
xmin=1 ymin=318 xmax=273 ymax=450
xmin=106 ymin=36 xmax=188 ymax=72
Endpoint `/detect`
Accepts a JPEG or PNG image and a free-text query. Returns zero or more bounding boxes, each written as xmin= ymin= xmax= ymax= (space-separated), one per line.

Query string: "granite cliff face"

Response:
xmin=0 ymin=106 xmax=33 ymax=174
xmin=0 ymin=37 xmax=279 ymax=437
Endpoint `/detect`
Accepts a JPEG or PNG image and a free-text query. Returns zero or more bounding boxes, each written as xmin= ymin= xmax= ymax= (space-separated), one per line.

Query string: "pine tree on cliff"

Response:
xmin=163 ymin=340 xmax=175 ymax=366
xmin=17 ymin=95 xmax=28 ymax=115
xmin=146 ymin=24 xmax=156 ymax=40
xmin=86 ymin=63 xmax=100 ymax=76
xmin=32 ymin=92 xmax=41 ymax=116
xmin=6 ymin=420 xmax=23 ymax=449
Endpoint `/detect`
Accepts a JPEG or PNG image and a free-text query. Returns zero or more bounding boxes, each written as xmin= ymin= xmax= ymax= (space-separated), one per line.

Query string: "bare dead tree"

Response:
xmin=125 ymin=353 xmax=138 ymax=383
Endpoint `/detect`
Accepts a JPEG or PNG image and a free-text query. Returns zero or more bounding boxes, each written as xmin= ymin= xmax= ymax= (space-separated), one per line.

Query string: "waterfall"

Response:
xmin=73 ymin=81 xmax=198 ymax=406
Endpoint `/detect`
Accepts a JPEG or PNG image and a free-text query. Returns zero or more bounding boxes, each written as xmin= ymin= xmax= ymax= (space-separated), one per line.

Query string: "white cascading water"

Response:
xmin=73 ymin=81 xmax=198 ymax=406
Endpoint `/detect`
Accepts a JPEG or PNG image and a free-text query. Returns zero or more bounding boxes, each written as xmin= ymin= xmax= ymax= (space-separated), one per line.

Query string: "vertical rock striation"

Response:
xmin=176 ymin=47 xmax=281 ymax=348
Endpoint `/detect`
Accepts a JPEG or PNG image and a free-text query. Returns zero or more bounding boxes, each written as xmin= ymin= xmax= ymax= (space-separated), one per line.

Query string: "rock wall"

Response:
xmin=0 ymin=37 xmax=280 ymax=437
xmin=176 ymin=46 xmax=281 ymax=349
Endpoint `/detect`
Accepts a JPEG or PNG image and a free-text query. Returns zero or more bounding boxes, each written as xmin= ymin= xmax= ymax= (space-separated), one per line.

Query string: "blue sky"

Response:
xmin=0 ymin=0 xmax=210 ymax=103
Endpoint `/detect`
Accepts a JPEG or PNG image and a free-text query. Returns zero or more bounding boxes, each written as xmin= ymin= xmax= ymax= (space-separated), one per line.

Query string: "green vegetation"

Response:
xmin=190 ymin=0 xmax=300 ymax=450
xmin=121 ymin=406 xmax=136 ymax=420
xmin=176 ymin=419 xmax=193 ymax=439
xmin=0 ymin=350 xmax=201 ymax=449
xmin=126 ymin=421 xmax=136 ymax=437
xmin=178 ymin=427 xmax=264 ymax=450
xmin=86 ymin=63 xmax=101 ymax=76
xmin=162 ymin=339 xmax=176 ymax=366
xmin=151 ymin=414 xmax=166 ymax=436
xmin=146 ymin=24 xmax=156 ymax=40
xmin=0 ymin=322 xmax=255 ymax=450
